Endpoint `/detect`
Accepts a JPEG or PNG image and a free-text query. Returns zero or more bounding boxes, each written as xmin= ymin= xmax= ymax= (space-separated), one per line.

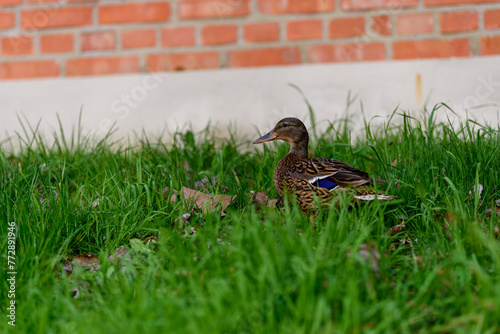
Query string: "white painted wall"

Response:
xmin=1 ymin=56 xmax=499 ymax=148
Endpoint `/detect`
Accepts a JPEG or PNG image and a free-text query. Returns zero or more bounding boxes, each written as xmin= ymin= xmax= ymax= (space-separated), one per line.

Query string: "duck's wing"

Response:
xmin=290 ymin=157 xmax=380 ymax=189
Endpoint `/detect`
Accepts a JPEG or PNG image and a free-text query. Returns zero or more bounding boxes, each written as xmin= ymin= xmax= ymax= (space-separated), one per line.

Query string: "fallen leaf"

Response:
xmin=250 ymin=191 xmax=269 ymax=205
xmin=250 ymin=191 xmax=281 ymax=208
xmin=389 ymin=220 xmax=405 ymax=236
xmin=108 ymin=246 xmax=131 ymax=264
xmin=64 ymin=254 xmax=101 ymax=273
xmin=170 ymin=187 xmax=236 ymax=216
xmin=391 ymin=154 xmax=401 ymax=167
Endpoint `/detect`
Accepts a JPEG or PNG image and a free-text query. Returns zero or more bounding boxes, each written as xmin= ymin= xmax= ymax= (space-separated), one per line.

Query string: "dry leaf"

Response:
xmin=250 ymin=191 xmax=281 ymax=208
xmin=170 ymin=187 xmax=236 ymax=216
xmin=391 ymin=154 xmax=401 ymax=167
xmin=389 ymin=220 xmax=405 ymax=236
xmin=64 ymin=254 xmax=101 ymax=274
xmin=250 ymin=191 xmax=269 ymax=205
xmin=108 ymin=246 xmax=131 ymax=264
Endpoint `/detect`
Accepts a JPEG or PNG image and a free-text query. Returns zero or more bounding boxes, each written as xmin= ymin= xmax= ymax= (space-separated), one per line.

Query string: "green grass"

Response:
xmin=1 ymin=104 xmax=500 ymax=333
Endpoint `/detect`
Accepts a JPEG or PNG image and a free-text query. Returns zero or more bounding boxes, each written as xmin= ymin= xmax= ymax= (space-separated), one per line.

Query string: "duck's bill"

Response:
xmin=253 ymin=131 xmax=277 ymax=144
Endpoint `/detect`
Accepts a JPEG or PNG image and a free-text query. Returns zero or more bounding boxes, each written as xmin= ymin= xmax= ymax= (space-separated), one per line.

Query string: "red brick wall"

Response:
xmin=0 ymin=0 xmax=499 ymax=80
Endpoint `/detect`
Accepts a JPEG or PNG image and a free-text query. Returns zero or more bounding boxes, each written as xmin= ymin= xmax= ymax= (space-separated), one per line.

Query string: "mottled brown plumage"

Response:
xmin=253 ymin=117 xmax=393 ymax=212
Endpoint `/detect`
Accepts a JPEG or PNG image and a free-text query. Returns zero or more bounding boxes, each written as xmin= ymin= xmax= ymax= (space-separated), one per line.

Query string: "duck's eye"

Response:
xmin=282 ymin=124 xmax=288 ymax=128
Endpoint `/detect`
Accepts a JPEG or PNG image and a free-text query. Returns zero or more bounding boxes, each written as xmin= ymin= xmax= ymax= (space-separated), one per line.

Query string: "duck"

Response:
xmin=253 ymin=117 xmax=393 ymax=212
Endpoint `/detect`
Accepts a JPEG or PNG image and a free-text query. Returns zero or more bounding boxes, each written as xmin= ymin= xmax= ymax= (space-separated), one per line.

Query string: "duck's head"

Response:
xmin=253 ymin=117 xmax=309 ymax=156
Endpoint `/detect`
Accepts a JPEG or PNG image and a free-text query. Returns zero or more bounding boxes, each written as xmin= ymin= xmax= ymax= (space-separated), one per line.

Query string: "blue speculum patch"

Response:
xmin=315 ymin=178 xmax=337 ymax=190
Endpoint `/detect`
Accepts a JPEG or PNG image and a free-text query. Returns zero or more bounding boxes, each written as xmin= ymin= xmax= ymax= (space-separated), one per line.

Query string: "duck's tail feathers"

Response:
xmin=371 ymin=177 xmax=388 ymax=183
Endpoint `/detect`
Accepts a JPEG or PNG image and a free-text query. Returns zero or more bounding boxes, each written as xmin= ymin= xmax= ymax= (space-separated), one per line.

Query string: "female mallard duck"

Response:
xmin=253 ymin=117 xmax=393 ymax=212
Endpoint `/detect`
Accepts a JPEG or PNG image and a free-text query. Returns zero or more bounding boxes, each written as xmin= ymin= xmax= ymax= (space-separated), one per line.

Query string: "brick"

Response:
xmin=202 ymin=24 xmax=237 ymax=45
xmin=330 ymin=17 xmax=365 ymax=39
xmin=0 ymin=11 xmax=14 ymax=30
xmin=440 ymin=11 xmax=478 ymax=33
xmin=425 ymin=0 xmax=498 ymax=6
xmin=228 ymin=47 xmax=301 ymax=68
xmin=123 ymin=28 xmax=156 ymax=49
xmin=372 ymin=15 xmax=391 ymax=36
xmin=66 ymin=56 xmax=139 ymax=76
xmin=308 ymin=42 xmax=385 ymax=63
xmin=179 ymin=0 xmax=249 ymax=19
xmin=1 ymin=36 xmax=33 ymax=56
xmin=397 ymin=13 xmax=434 ymax=35
xmin=0 ymin=0 xmax=22 ymax=6
xmin=259 ymin=0 xmax=334 ymax=14
xmin=341 ymin=0 xmax=417 ymax=11
xmin=99 ymin=3 xmax=169 ymax=24
xmin=81 ymin=31 xmax=116 ymax=51
xmin=287 ymin=19 xmax=322 ymax=40
xmin=485 ymin=9 xmax=500 ymax=30
xmin=161 ymin=27 xmax=195 ymax=47
xmin=68 ymin=0 xmax=98 ymax=2
xmin=0 ymin=60 xmax=59 ymax=79
xmin=147 ymin=52 xmax=220 ymax=71
xmin=40 ymin=33 xmax=73 ymax=53
xmin=481 ymin=35 xmax=500 ymax=55
xmin=21 ymin=6 xmax=92 ymax=30
xmin=393 ymin=39 xmax=470 ymax=60
xmin=244 ymin=22 xmax=280 ymax=43
xmin=28 ymin=0 xmax=58 ymax=3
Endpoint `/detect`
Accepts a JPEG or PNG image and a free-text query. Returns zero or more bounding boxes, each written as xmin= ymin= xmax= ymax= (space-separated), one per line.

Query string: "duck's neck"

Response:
xmin=274 ymin=135 xmax=309 ymax=198
xmin=288 ymin=138 xmax=309 ymax=159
